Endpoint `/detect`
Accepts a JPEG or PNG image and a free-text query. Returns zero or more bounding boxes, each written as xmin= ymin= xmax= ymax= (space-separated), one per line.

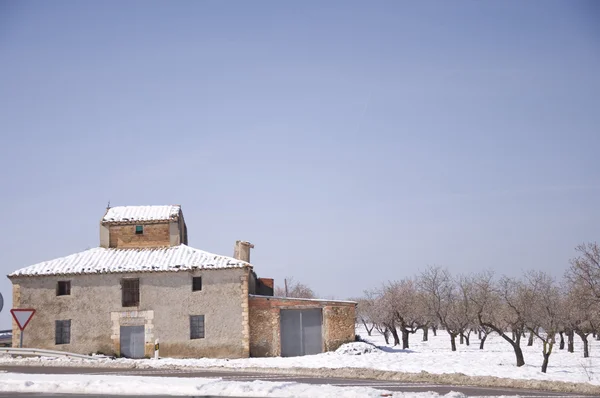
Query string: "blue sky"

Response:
xmin=0 ymin=1 xmax=599 ymax=328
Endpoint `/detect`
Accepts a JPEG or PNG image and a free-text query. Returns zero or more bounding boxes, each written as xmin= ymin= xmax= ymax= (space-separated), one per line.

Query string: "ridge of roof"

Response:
xmin=9 ymin=244 xmax=251 ymax=278
xmin=102 ymin=205 xmax=181 ymax=223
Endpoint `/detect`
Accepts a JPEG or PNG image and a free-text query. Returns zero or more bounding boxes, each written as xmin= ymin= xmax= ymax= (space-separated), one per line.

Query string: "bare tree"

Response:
xmin=274 ymin=277 xmax=316 ymax=299
xmin=525 ymin=271 xmax=562 ymax=373
xmin=469 ymin=270 xmax=496 ymax=350
xmin=474 ymin=275 xmax=529 ymax=367
xmin=354 ymin=291 xmax=378 ymax=336
xmin=566 ymin=242 xmax=600 ymax=302
xmin=564 ymin=277 xmax=600 ymax=358
xmin=456 ymin=275 xmax=478 ymax=346
xmin=419 ymin=266 xmax=463 ymax=351
xmin=384 ymin=278 xmax=425 ymax=349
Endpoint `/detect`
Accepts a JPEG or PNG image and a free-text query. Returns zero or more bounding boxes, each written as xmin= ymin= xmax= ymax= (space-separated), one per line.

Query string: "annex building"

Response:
xmin=8 ymin=205 xmax=355 ymax=358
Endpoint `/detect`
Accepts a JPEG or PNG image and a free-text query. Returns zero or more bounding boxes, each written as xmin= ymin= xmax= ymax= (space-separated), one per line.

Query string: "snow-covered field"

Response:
xmin=0 ymin=325 xmax=599 ymax=395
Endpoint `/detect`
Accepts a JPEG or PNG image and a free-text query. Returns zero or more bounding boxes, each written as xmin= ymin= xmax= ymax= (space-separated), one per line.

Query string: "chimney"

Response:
xmin=234 ymin=240 xmax=254 ymax=263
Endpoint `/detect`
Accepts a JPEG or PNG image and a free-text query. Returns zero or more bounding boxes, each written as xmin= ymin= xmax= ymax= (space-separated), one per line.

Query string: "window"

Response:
xmin=121 ymin=278 xmax=140 ymax=307
xmin=56 ymin=281 xmax=71 ymax=296
xmin=190 ymin=315 xmax=205 ymax=339
xmin=55 ymin=320 xmax=71 ymax=345
xmin=192 ymin=277 xmax=202 ymax=292
xmin=135 ymin=225 xmax=144 ymax=234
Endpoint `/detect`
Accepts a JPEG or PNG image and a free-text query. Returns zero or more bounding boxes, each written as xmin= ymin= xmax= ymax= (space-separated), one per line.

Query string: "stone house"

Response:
xmin=8 ymin=205 xmax=355 ymax=358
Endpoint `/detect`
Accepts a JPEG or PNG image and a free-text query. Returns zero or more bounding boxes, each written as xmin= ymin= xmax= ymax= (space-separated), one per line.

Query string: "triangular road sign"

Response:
xmin=10 ymin=309 xmax=36 ymax=331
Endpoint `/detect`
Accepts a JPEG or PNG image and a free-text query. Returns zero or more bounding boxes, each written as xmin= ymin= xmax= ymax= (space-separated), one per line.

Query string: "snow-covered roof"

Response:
xmin=9 ymin=244 xmax=250 ymax=277
xmin=102 ymin=205 xmax=181 ymax=223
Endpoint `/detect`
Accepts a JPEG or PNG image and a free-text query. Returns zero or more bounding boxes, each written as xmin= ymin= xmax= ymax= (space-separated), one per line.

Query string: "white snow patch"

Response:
xmin=336 ymin=342 xmax=381 ymax=355
xmin=0 ymin=373 xmax=459 ymax=397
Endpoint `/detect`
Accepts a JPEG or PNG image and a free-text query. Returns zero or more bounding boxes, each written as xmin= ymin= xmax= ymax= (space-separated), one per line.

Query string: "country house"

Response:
xmin=8 ymin=205 xmax=355 ymax=358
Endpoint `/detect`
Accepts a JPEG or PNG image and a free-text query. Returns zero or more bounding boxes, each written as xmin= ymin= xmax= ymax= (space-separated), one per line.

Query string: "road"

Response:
xmin=0 ymin=366 xmax=594 ymax=397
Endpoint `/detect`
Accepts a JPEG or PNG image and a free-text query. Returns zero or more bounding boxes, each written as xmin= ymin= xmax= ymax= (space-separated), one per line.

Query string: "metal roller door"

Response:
xmin=120 ymin=325 xmax=145 ymax=358
xmin=281 ymin=309 xmax=322 ymax=357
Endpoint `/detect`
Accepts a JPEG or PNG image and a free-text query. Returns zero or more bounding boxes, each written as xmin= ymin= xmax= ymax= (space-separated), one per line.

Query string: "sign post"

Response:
xmin=10 ymin=309 xmax=36 ymax=348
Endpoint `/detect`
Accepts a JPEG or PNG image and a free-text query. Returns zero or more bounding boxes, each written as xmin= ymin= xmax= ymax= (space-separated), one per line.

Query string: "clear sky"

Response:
xmin=0 ymin=1 xmax=598 ymax=328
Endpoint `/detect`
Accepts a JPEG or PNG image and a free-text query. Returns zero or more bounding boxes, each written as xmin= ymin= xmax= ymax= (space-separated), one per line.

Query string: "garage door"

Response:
xmin=281 ymin=309 xmax=322 ymax=357
xmin=120 ymin=325 xmax=145 ymax=358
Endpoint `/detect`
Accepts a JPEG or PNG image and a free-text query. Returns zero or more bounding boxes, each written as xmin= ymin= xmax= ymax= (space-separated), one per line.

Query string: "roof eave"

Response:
xmin=101 ymin=218 xmax=179 ymax=226
xmin=8 ymin=263 xmax=252 ymax=279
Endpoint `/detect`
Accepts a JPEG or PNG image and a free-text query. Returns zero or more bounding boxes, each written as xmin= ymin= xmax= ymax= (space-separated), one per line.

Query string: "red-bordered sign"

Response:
xmin=10 ymin=309 xmax=36 ymax=331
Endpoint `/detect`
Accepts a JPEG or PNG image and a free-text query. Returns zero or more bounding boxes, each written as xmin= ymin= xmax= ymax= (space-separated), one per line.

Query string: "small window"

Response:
xmin=135 ymin=225 xmax=144 ymax=234
xmin=121 ymin=278 xmax=140 ymax=307
xmin=192 ymin=277 xmax=202 ymax=292
xmin=55 ymin=320 xmax=71 ymax=345
xmin=56 ymin=281 xmax=71 ymax=296
xmin=190 ymin=315 xmax=205 ymax=339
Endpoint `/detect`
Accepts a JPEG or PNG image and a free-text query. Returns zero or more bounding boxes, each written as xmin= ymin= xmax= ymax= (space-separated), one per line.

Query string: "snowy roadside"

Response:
xmin=0 ymin=372 xmax=463 ymax=398
xmin=1 ymin=355 xmax=598 ymax=396
xmin=1 ymin=325 xmax=599 ymax=395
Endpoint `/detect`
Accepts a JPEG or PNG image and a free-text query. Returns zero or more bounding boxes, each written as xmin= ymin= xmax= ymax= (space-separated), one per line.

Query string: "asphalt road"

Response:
xmin=0 ymin=366 xmax=594 ymax=397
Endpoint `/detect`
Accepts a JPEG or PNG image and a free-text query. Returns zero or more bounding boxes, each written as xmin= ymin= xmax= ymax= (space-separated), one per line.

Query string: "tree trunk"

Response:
xmin=512 ymin=331 xmax=516 ymax=340
xmin=567 ymin=330 xmax=574 ymax=353
xmin=422 ymin=326 xmax=429 ymax=342
xmin=401 ymin=329 xmax=410 ymax=349
xmin=432 ymin=326 xmax=437 ymax=336
xmin=541 ymin=341 xmax=553 ymax=373
xmin=362 ymin=320 xmax=373 ymax=336
xmin=450 ymin=334 xmax=457 ymax=351
xmin=527 ymin=331 xmax=534 ymax=346
xmin=459 ymin=333 xmax=464 ymax=345
xmin=479 ymin=334 xmax=487 ymax=350
xmin=575 ymin=330 xmax=590 ymax=358
xmin=487 ymin=324 xmax=525 ymax=366
xmin=513 ymin=333 xmax=525 ymax=367
xmin=559 ymin=332 xmax=565 ymax=350
xmin=390 ymin=327 xmax=400 ymax=346
xmin=541 ymin=352 xmax=551 ymax=373
xmin=464 ymin=330 xmax=471 ymax=346
xmin=478 ymin=329 xmax=482 ymax=340
xmin=383 ymin=329 xmax=390 ymax=345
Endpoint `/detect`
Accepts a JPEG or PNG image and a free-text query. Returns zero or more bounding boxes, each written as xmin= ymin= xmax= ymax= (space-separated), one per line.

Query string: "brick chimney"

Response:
xmin=233 ymin=240 xmax=254 ymax=263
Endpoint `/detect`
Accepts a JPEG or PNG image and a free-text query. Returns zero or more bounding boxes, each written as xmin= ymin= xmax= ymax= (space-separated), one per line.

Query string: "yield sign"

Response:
xmin=10 ymin=309 xmax=36 ymax=331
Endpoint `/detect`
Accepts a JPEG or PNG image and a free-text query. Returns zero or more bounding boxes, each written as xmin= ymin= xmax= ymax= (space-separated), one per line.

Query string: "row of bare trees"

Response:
xmin=355 ymin=242 xmax=600 ymax=373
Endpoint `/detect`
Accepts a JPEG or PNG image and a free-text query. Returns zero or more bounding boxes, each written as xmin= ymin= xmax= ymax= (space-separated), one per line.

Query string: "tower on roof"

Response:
xmin=99 ymin=205 xmax=188 ymax=249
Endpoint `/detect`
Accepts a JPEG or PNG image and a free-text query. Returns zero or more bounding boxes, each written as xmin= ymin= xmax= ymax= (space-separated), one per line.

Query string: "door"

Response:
xmin=120 ymin=325 xmax=145 ymax=358
xmin=280 ymin=309 xmax=322 ymax=357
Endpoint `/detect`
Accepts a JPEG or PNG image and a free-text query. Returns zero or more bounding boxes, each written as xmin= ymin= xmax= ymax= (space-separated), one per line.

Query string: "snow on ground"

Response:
xmin=0 ymin=372 xmax=462 ymax=397
xmin=1 ymin=325 xmax=598 ymax=390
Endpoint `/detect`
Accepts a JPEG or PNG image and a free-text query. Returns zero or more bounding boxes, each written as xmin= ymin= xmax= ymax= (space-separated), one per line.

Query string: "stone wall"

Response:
xmin=248 ymin=295 xmax=356 ymax=357
xmin=10 ymin=268 xmax=249 ymax=358
xmin=248 ymin=296 xmax=280 ymax=357
xmin=323 ymin=304 xmax=356 ymax=351
xmin=108 ymin=223 xmax=171 ymax=248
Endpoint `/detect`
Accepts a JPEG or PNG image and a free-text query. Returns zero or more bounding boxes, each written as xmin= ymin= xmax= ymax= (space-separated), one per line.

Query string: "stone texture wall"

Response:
xmin=240 ymin=270 xmax=250 ymax=357
xmin=248 ymin=296 xmax=280 ymax=357
xmin=323 ymin=304 xmax=356 ymax=351
xmin=248 ymin=296 xmax=356 ymax=357
xmin=108 ymin=223 xmax=171 ymax=248
xmin=10 ymin=268 xmax=249 ymax=358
